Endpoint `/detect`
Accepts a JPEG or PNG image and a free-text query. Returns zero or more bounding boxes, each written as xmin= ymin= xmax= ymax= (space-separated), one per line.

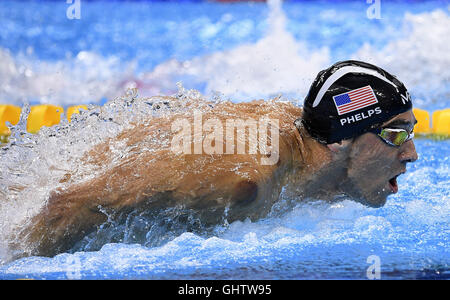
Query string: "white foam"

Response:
xmin=353 ymin=9 xmax=450 ymax=107
xmin=138 ymin=0 xmax=330 ymax=101
xmin=0 ymin=2 xmax=449 ymax=107
xmin=0 ymin=48 xmax=134 ymax=105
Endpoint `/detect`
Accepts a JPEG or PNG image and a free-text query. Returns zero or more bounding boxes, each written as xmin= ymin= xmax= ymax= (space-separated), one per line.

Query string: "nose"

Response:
xmin=399 ymin=140 xmax=418 ymax=163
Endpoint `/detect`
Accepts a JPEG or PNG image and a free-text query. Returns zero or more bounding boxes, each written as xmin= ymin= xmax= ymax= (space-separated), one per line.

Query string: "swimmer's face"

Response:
xmin=344 ymin=110 xmax=418 ymax=207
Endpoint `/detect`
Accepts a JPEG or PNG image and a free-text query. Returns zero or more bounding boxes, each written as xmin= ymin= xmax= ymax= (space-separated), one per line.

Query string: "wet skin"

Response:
xmin=13 ymin=99 xmax=418 ymax=257
xmin=343 ymin=110 xmax=418 ymax=207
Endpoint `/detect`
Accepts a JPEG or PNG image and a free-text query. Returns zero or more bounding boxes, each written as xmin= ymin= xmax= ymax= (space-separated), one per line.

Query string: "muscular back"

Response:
xmin=18 ymin=98 xmax=303 ymax=257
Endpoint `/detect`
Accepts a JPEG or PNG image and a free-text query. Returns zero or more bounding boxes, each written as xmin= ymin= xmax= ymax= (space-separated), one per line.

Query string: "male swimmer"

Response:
xmin=16 ymin=60 xmax=418 ymax=257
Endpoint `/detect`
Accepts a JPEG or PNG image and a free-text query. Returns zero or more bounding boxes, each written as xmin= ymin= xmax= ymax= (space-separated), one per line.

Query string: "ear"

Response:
xmin=327 ymin=139 xmax=352 ymax=153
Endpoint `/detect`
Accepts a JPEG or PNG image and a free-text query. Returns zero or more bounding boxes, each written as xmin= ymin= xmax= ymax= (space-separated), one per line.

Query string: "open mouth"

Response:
xmin=388 ymin=171 xmax=405 ymax=194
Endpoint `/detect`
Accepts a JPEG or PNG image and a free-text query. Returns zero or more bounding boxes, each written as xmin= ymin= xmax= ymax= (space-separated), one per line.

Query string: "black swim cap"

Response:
xmin=299 ymin=60 xmax=413 ymax=144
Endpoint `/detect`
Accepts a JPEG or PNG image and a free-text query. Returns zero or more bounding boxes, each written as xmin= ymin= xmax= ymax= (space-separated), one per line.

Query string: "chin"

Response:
xmin=349 ymin=191 xmax=388 ymax=208
xmin=361 ymin=190 xmax=390 ymax=208
xmin=363 ymin=197 xmax=387 ymax=208
xmin=344 ymin=180 xmax=392 ymax=208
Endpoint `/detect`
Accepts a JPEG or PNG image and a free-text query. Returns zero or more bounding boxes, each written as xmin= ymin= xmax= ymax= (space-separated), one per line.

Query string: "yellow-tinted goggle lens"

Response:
xmin=379 ymin=129 xmax=411 ymax=146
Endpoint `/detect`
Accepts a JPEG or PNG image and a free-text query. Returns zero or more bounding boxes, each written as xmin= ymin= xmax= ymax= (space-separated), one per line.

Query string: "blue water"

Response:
xmin=0 ymin=139 xmax=449 ymax=280
xmin=1 ymin=0 xmax=449 ymax=107
xmin=0 ymin=1 xmax=446 ymax=70
xmin=0 ymin=0 xmax=449 ymax=279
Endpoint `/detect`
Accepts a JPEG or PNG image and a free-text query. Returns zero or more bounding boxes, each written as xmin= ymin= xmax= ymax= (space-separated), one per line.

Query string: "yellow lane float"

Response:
xmin=27 ymin=104 xmax=64 ymax=134
xmin=0 ymin=104 xmax=21 ymax=136
xmin=67 ymin=105 xmax=88 ymax=122
xmin=412 ymin=108 xmax=431 ymax=134
xmin=432 ymin=109 xmax=450 ymax=136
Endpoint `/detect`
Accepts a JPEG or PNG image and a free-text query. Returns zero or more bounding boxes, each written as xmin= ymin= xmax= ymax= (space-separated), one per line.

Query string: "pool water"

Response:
xmin=0 ymin=138 xmax=449 ymax=280
xmin=1 ymin=0 xmax=449 ymax=108
xmin=0 ymin=0 xmax=449 ymax=279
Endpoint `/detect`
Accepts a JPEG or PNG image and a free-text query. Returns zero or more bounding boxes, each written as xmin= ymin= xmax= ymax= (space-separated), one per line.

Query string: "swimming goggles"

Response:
xmin=369 ymin=127 xmax=414 ymax=147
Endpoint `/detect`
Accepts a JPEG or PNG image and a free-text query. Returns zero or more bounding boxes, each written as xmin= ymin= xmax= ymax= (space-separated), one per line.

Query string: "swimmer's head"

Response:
xmin=298 ymin=60 xmax=418 ymax=207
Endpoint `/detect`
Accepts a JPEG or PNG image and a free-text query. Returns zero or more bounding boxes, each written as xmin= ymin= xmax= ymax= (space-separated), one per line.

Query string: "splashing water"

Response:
xmin=0 ymin=0 xmax=449 ymax=108
xmin=138 ymin=0 xmax=330 ymax=101
xmin=352 ymin=9 xmax=450 ymax=109
xmin=0 ymin=0 xmax=449 ymax=278
xmin=0 ymin=84 xmax=215 ymax=262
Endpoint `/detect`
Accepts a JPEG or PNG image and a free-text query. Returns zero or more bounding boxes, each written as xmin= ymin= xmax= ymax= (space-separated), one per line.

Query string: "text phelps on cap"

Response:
xmin=340 ymin=107 xmax=382 ymax=126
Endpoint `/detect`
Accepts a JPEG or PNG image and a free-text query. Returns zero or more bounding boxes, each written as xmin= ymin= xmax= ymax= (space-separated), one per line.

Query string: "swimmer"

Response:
xmin=16 ymin=60 xmax=418 ymax=257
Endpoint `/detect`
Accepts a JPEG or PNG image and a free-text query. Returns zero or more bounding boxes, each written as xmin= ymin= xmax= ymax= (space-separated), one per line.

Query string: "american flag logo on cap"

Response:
xmin=332 ymin=85 xmax=378 ymax=115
